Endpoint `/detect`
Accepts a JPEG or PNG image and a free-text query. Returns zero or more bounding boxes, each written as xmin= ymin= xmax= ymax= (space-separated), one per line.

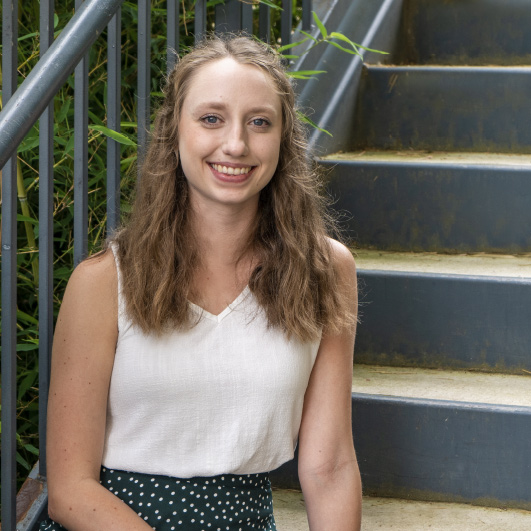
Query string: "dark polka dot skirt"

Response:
xmin=39 ymin=467 xmax=277 ymax=530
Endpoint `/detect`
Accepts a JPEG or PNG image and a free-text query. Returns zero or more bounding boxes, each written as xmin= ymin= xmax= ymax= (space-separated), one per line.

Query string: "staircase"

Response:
xmin=272 ymin=0 xmax=531 ymax=517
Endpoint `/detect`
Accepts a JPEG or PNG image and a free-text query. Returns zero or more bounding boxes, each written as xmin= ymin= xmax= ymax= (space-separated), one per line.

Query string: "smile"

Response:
xmin=210 ymin=163 xmax=253 ymax=176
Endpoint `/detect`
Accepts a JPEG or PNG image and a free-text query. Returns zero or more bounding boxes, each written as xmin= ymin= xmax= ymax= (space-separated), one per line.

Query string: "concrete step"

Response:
xmin=394 ymin=0 xmax=531 ymax=66
xmin=272 ymin=489 xmax=307 ymax=530
xmin=351 ymin=251 xmax=531 ymax=372
xmin=352 ymin=365 xmax=531 ymax=407
xmin=321 ymin=151 xmax=531 ymax=253
xmin=355 ymin=249 xmax=531 ymax=279
xmin=272 ymin=490 xmax=531 ymax=530
xmin=352 ymin=66 xmax=531 ymax=153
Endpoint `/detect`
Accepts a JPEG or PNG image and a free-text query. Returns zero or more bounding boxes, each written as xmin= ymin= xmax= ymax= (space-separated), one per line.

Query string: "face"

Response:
xmin=177 ymin=57 xmax=282 ymax=213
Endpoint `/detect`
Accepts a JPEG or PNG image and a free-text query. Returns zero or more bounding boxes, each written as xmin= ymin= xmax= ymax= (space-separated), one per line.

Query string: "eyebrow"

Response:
xmin=193 ymin=101 xmax=279 ymax=116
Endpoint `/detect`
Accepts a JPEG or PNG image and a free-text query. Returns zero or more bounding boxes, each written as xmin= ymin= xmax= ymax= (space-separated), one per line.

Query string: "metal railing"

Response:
xmin=0 ymin=0 xmax=312 ymax=528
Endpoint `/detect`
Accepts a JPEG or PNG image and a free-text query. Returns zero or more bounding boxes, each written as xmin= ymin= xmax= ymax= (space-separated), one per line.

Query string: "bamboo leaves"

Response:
xmin=89 ymin=125 xmax=138 ymax=146
xmin=278 ymin=11 xmax=387 ymax=136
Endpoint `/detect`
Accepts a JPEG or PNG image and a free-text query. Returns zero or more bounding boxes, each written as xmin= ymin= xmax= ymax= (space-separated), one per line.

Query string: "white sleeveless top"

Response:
xmin=101 ymin=247 xmax=321 ymax=478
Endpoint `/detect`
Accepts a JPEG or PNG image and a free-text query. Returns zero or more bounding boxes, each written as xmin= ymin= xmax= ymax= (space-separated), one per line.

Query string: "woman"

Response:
xmin=42 ymin=34 xmax=362 ymax=530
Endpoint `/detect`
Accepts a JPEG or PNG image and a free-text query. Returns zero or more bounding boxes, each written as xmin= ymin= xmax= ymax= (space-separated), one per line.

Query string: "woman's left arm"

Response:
xmin=298 ymin=240 xmax=362 ymax=530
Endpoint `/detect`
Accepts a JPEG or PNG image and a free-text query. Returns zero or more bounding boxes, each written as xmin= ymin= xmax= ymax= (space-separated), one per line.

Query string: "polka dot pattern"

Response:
xmin=39 ymin=467 xmax=277 ymax=530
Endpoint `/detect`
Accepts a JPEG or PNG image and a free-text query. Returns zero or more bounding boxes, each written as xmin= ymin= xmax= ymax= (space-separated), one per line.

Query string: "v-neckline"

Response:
xmin=188 ymin=286 xmax=250 ymax=323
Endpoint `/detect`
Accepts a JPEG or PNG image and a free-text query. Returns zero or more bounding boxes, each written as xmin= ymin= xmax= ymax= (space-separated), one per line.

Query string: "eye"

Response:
xmin=200 ymin=115 xmax=220 ymax=125
xmin=251 ymin=118 xmax=270 ymax=127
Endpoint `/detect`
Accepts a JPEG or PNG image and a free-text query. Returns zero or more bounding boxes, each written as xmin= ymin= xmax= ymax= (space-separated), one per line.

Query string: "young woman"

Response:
xmin=41 ymin=34 xmax=362 ymax=530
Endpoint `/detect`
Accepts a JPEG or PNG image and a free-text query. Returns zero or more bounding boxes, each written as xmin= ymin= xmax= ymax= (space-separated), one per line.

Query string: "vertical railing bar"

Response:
xmin=214 ymin=3 xmax=224 ymax=34
xmin=74 ymin=0 xmax=89 ymax=266
xmin=195 ymin=0 xmax=206 ymax=43
xmin=258 ymin=3 xmax=271 ymax=43
xmin=215 ymin=0 xmax=241 ymax=35
xmin=107 ymin=8 xmax=121 ymax=234
xmin=167 ymin=0 xmax=180 ymax=73
xmin=281 ymin=0 xmax=292 ymax=47
xmin=302 ymin=0 xmax=312 ymax=32
xmin=38 ymin=0 xmax=55 ymax=480
xmin=137 ymin=0 xmax=151 ymax=171
xmin=241 ymin=2 xmax=253 ymax=35
xmin=1 ymin=0 xmax=19 ymax=527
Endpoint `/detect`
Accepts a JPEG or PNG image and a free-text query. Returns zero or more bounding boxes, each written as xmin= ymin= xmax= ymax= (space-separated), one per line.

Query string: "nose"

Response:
xmin=222 ymin=123 xmax=249 ymax=158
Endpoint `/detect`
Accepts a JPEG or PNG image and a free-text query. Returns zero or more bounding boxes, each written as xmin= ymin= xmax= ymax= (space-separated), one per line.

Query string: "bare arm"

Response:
xmin=46 ymin=251 xmax=152 ymax=530
xmin=298 ymin=241 xmax=362 ymax=530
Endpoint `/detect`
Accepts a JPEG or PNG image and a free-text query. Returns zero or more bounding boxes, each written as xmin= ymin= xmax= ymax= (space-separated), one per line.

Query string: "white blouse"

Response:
xmin=101 ymin=247 xmax=321 ymax=478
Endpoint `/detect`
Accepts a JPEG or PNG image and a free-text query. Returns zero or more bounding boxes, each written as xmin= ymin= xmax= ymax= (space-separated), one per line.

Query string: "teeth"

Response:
xmin=212 ymin=164 xmax=251 ymax=176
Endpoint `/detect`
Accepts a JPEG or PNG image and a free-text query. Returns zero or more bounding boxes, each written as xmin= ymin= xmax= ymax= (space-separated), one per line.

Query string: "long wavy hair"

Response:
xmin=111 ymin=34 xmax=354 ymax=341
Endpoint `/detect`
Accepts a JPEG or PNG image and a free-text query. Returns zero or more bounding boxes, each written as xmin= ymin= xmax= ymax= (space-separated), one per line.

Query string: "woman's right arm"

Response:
xmin=46 ymin=250 xmax=152 ymax=530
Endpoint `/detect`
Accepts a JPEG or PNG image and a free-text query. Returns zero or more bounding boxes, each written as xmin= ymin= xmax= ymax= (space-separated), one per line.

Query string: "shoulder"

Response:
xmin=61 ymin=249 xmax=118 ymax=320
xmin=326 ymin=238 xmax=356 ymax=282
xmin=68 ymin=249 xmax=117 ymax=290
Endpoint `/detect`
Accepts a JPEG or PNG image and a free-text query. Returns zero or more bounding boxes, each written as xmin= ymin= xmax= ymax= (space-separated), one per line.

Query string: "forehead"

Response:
xmin=182 ymin=57 xmax=281 ymax=112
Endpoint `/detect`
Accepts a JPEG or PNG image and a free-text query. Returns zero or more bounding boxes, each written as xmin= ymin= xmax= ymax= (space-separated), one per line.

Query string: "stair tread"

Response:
xmin=353 ymin=249 xmax=531 ymax=278
xmin=352 ymin=365 xmax=531 ymax=407
xmin=368 ymin=65 xmax=531 ymax=72
xmin=272 ymin=490 xmax=531 ymax=530
xmin=362 ymin=497 xmax=531 ymax=530
xmin=321 ymin=150 xmax=531 ymax=167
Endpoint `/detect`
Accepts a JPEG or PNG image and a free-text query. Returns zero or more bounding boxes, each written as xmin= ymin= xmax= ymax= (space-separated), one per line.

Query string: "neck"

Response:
xmin=191 ymin=199 xmax=259 ymax=268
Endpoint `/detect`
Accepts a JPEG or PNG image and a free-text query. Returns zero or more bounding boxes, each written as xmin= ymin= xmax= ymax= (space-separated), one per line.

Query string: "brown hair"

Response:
xmin=111 ymin=34 xmax=354 ymax=341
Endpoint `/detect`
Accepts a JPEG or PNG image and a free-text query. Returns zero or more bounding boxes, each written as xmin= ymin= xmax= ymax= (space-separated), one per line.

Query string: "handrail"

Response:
xmin=0 ymin=0 xmax=124 ymax=170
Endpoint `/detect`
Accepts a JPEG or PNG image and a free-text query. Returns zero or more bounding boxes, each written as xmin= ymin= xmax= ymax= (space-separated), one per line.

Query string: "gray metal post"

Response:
xmin=195 ymin=0 xmax=206 ymax=42
xmin=74 ymin=0 xmax=89 ymax=266
xmin=167 ymin=0 xmax=180 ymax=73
xmin=259 ymin=3 xmax=271 ymax=43
xmin=241 ymin=2 xmax=253 ymax=35
xmin=38 ymin=0 xmax=55 ymax=480
xmin=281 ymin=0 xmax=292 ymax=46
xmin=302 ymin=0 xmax=312 ymax=32
xmin=215 ymin=0 xmax=240 ymax=34
xmin=1 ymin=1 xmax=19 ymax=527
xmin=137 ymin=0 xmax=151 ymax=170
xmin=107 ymin=9 xmax=122 ymax=234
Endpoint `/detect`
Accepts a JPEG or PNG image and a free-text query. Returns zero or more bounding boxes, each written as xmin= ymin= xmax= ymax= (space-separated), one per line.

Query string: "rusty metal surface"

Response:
xmin=15 ymin=477 xmax=44 ymax=524
xmin=0 ymin=462 xmax=48 ymax=531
